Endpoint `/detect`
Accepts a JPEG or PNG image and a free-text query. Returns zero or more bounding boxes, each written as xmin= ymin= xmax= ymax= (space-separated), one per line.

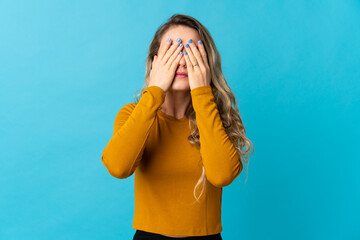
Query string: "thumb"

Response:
xmin=151 ymin=55 xmax=157 ymax=68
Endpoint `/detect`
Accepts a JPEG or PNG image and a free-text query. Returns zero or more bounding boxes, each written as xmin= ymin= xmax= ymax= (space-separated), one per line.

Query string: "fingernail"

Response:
xmin=179 ymin=51 xmax=182 ymax=55
xmin=167 ymin=38 xmax=171 ymax=42
xmin=185 ymin=52 xmax=188 ymax=55
xmin=199 ymin=40 xmax=202 ymax=45
xmin=176 ymin=38 xmax=180 ymax=42
xmin=189 ymin=39 xmax=193 ymax=43
xmin=179 ymin=43 xmax=183 ymax=47
xmin=185 ymin=44 xmax=189 ymax=48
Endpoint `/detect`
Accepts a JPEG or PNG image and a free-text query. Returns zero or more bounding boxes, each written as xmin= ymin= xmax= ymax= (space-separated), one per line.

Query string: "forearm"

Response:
xmin=191 ymin=86 xmax=242 ymax=187
xmin=101 ymin=86 xmax=165 ymax=178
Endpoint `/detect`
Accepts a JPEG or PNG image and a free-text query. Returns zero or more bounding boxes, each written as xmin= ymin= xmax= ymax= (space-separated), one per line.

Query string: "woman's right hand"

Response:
xmin=148 ymin=38 xmax=184 ymax=92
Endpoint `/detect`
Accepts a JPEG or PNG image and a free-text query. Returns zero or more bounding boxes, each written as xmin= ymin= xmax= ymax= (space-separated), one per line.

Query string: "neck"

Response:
xmin=160 ymin=89 xmax=191 ymax=119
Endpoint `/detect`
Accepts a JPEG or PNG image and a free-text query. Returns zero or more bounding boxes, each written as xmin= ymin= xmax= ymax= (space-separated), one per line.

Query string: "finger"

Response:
xmin=183 ymin=51 xmax=193 ymax=73
xmin=184 ymin=43 xmax=199 ymax=70
xmin=166 ymin=42 xmax=184 ymax=69
xmin=158 ymin=38 xmax=172 ymax=61
xmin=162 ymin=38 xmax=182 ymax=64
xmin=170 ymin=51 xmax=184 ymax=72
xmin=197 ymin=40 xmax=209 ymax=69
xmin=188 ymin=39 xmax=206 ymax=71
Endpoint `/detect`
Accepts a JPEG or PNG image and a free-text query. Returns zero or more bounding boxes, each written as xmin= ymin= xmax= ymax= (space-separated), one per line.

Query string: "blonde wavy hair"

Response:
xmin=132 ymin=14 xmax=254 ymax=204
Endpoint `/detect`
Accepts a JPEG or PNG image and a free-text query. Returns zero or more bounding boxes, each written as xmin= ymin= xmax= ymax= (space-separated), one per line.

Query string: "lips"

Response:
xmin=176 ymin=72 xmax=188 ymax=77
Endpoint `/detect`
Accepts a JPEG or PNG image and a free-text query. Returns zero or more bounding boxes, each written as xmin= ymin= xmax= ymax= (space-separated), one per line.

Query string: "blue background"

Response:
xmin=1 ymin=0 xmax=359 ymax=239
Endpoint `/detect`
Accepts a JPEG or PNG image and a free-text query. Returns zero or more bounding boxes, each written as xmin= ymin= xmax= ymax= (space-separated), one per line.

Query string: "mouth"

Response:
xmin=175 ymin=72 xmax=188 ymax=77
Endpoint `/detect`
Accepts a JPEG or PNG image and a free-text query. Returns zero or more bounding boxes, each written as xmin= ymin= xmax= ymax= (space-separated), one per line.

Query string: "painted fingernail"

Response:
xmin=199 ymin=40 xmax=202 ymax=45
xmin=185 ymin=52 xmax=188 ymax=55
xmin=179 ymin=51 xmax=182 ymax=55
xmin=189 ymin=39 xmax=193 ymax=43
xmin=179 ymin=43 xmax=183 ymax=47
xmin=167 ymin=38 xmax=171 ymax=42
xmin=185 ymin=44 xmax=189 ymax=48
xmin=176 ymin=38 xmax=180 ymax=42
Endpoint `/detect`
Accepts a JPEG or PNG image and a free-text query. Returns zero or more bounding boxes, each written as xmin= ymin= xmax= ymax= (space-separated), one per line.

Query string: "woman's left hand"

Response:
xmin=183 ymin=40 xmax=211 ymax=90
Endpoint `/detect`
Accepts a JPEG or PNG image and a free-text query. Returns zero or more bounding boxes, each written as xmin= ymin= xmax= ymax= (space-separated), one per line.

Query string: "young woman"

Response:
xmin=101 ymin=14 xmax=254 ymax=240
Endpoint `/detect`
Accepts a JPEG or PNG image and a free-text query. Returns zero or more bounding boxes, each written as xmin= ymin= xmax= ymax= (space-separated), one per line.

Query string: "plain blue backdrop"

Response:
xmin=0 ymin=0 xmax=359 ymax=239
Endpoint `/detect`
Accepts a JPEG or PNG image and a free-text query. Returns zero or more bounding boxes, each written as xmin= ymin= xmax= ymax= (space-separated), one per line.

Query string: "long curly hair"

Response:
xmin=132 ymin=14 xmax=254 ymax=204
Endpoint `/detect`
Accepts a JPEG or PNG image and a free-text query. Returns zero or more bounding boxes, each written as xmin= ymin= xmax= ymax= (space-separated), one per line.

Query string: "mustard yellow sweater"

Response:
xmin=101 ymin=85 xmax=243 ymax=236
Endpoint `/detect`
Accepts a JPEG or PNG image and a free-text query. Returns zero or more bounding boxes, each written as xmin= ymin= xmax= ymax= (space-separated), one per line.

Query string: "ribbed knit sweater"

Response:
xmin=101 ymin=85 xmax=243 ymax=236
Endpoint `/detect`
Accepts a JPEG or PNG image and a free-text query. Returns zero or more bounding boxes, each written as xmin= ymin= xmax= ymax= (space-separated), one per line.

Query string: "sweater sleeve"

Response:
xmin=190 ymin=85 xmax=243 ymax=188
xmin=101 ymin=85 xmax=166 ymax=179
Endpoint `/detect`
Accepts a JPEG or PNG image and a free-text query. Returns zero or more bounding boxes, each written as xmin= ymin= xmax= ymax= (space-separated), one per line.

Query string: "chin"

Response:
xmin=170 ymin=80 xmax=190 ymax=91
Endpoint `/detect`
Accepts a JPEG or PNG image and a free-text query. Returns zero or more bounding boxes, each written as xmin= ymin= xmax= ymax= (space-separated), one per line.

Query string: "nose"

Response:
xmin=179 ymin=54 xmax=186 ymax=66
